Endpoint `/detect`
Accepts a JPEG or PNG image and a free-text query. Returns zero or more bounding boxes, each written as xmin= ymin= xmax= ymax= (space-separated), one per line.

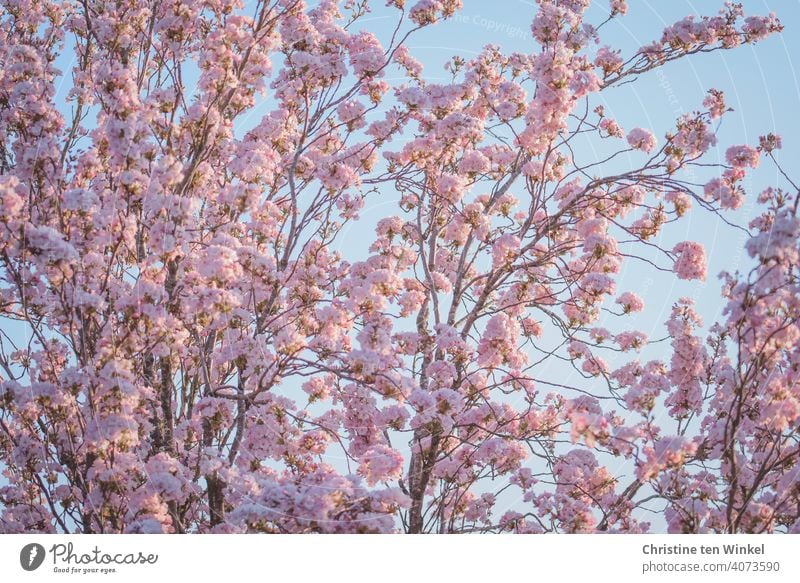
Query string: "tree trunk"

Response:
xmin=204 ymin=419 xmax=225 ymax=528
xmin=407 ymin=427 xmax=440 ymax=534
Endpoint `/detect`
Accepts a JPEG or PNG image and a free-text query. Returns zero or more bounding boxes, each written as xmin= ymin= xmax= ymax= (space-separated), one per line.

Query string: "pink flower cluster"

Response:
xmin=672 ymin=241 xmax=707 ymax=280
xmin=627 ymin=127 xmax=657 ymax=153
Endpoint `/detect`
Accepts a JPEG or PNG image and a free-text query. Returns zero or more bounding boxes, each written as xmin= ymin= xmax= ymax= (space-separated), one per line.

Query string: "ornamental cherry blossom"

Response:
xmin=672 ymin=241 xmax=708 ymax=281
xmin=0 ymin=0 xmax=792 ymax=535
xmin=627 ymin=128 xmax=658 ymax=153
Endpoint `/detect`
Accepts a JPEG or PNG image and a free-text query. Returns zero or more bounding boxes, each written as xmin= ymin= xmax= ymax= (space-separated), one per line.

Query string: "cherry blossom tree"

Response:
xmin=0 ymin=0 xmax=795 ymax=534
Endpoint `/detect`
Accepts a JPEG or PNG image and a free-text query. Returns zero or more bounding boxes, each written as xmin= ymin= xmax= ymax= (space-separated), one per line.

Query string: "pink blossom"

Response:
xmin=615 ymin=331 xmax=647 ymax=351
xmin=599 ymin=117 xmax=624 ymax=137
xmin=336 ymin=100 xmax=367 ymax=129
xmin=458 ymin=150 xmax=490 ymax=174
xmin=197 ymin=244 xmax=243 ymax=282
xmin=637 ymin=437 xmax=697 ymax=481
xmin=725 ymin=144 xmax=760 ymax=168
xmin=521 ymin=317 xmax=543 ymax=338
xmin=672 ymin=241 xmax=707 ymax=280
xmin=616 ymin=292 xmax=644 ymax=313
xmin=0 ymin=176 xmax=24 ymax=219
xmin=759 ymin=133 xmax=782 ymax=153
xmin=358 ymin=445 xmax=405 ymax=486
xmin=665 ymin=190 xmax=692 ymax=216
xmin=610 ymin=0 xmax=628 ymax=16
xmin=703 ymin=89 xmax=727 ymax=118
xmin=491 ymin=233 xmax=521 ymax=268
xmin=704 ymin=177 xmax=743 ymax=210
xmin=627 ymin=127 xmax=657 ymax=153
xmin=595 ymin=47 xmax=624 ymax=76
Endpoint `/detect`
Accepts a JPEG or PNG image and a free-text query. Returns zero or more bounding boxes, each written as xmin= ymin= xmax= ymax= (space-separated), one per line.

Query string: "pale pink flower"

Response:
xmin=672 ymin=241 xmax=707 ymax=280
xmin=627 ymin=127 xmax=657 ymax=153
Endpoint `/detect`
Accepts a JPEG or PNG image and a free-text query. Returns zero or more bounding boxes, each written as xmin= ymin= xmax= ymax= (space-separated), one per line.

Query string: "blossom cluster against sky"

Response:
xmin=335 ymin=0 xmax=798 ymax=369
